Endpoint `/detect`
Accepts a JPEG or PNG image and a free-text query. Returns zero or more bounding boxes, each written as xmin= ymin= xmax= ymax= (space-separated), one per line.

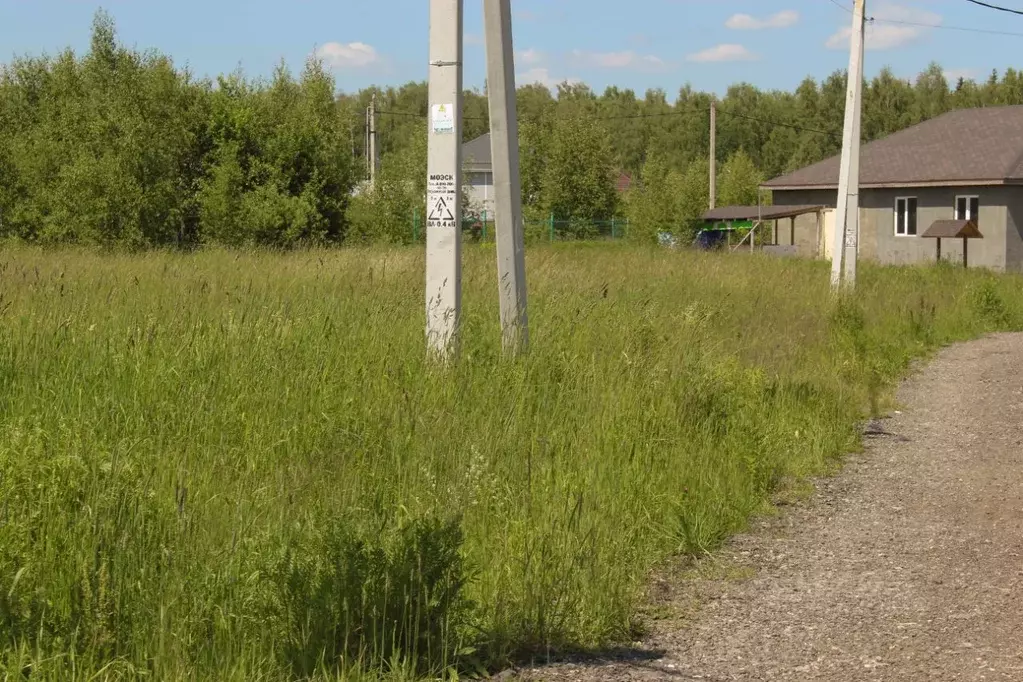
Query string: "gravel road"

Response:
xmin=515 ymin=333 xmax=1023 ymax=681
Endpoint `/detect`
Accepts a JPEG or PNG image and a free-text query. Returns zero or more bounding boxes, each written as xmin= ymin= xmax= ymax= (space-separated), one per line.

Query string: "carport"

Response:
xmin=701 ymin=205 xmax=826 ymax=255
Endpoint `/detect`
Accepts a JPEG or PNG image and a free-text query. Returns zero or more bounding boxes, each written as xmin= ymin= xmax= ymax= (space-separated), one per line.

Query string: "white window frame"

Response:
xmin=894 ymin=196 xmax=918 ymax=237
xmin=955 ymin=194 xmax=979 ymax=223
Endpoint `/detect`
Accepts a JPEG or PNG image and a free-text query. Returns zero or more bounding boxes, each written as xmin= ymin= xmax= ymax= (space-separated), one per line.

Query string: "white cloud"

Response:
xmin=313 ymin=42 xmax=378 ymax=69
xmin=726 ymin=10 xmax=799 ymax=30
xmin=686 ymin=44 xmax=758 ymax=63
xmin=944 ymin=68 xmax=978 ymax=83
xmin=516 ymin=48 xmax=544 ymax=66
xmin=826 ymin=3 xmax=942 ymax=51
xmin=570 ymin=49 xmax=666 ymax=70
xmin=517 ymin=67 xmax=580 ymax=92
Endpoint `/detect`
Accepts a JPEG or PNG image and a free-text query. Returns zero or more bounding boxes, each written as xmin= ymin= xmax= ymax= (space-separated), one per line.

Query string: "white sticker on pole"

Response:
xmin=431 ymin=103 xmax=454 ymax=134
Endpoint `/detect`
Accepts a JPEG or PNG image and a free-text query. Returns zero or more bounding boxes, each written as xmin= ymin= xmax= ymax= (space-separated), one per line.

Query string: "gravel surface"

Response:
xmin=514 ymin=333 xmax=1023 ymax=681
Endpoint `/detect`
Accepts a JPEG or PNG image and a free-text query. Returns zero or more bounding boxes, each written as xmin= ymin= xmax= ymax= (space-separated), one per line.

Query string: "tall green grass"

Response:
xmin=1 ymin=245 xmax=1020 ymax=680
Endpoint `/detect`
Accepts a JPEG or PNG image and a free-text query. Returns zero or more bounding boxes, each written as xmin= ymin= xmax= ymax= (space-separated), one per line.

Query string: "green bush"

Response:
xmin=0 ymin=12 xmax=356 ymax=248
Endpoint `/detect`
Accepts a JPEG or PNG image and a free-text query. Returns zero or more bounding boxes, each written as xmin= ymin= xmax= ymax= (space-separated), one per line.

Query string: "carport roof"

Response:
xmin=703 ymin=205 xmax=824 ymax=222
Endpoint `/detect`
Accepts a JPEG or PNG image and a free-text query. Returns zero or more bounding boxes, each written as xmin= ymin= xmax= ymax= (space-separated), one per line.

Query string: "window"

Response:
xmin=956 ymin=195 xmax=979 ymax=224
xmin=895 ymin=197 xmax=918 ymax=236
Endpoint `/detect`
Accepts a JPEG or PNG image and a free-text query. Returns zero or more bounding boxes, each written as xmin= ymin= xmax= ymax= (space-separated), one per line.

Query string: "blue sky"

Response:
xmin=2 ymin=1 xmax=1022 ymax=97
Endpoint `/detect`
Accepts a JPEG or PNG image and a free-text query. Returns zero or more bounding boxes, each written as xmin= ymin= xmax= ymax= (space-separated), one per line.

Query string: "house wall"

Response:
xmin=772 ymin=189 xmax=834 ymax=258
xmin=773 ymin=187 xmax=1012 ymax=270
xmin=1003 ymin=186 xmax=1023 ymax=272
xmin=465 ymin=171 xmax=494 ymax=218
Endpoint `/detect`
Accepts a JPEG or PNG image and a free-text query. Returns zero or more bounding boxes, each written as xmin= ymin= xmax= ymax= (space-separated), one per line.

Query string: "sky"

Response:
xmin=2 ymin=0 xmax=1022 ymax=97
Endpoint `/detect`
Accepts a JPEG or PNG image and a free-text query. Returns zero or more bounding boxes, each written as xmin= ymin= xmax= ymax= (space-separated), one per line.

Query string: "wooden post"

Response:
xmin=963 ymin=237 xmax=968 ymax=268
xmin=936 ymin=237 xmax=941 ymax=262
xmin=709 ymin=101 xmax=717 ymax=210
xmin=815 ymin=210 xmax=822 ymax=257
xmin=790 ymin=216 xmax=795 ymax=247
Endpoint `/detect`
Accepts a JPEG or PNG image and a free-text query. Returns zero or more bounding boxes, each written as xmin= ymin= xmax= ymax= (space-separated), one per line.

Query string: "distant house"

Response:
xmin=762 ymin=105 xmax=1023 ymax=271
xmin=463 ymin=133 xmax=494 ymax=218
xmin=461 ymin=133 xmax=634 ymax=219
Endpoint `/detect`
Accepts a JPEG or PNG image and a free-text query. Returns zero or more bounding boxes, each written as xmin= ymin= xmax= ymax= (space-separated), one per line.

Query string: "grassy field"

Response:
xmin=1 ymin=244 xmax=1021 ymax=680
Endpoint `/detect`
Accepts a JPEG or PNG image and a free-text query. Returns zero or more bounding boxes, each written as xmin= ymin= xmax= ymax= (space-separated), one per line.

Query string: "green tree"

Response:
xmin=717 ymin=150 xmax=762 ymax=208
xmin=538 ymin=112 xmax=618 ymax=233
xmin=199 ymin=59 xmax=355 ymax=246
xmin=625 ymin=148 xmax=675 ymax=242
xmin=677 ymin=158 xmax=710 ymax=240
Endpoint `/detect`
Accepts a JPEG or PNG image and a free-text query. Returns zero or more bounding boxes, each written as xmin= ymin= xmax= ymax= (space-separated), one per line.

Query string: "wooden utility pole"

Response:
xmin=484 ymin=0 xmax=528 ymax=355
xmin=425 ymin=0 xmax=463 ymax=359
xmin=709 ymin=100 xmax=717 ymax=210
xmin=832 ymin=0 xmax=866 ymax=290
xmin=364 ymin=105 xmax=371 ymax=180
xmin=368 ymin=94 xmax=378 ymax=190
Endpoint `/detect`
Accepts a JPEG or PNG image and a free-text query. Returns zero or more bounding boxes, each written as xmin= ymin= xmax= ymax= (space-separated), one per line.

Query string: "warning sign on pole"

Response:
xmin=427 ymin=173 xmax=458 ymax=228
xmin=427 ymin=194 xmax=457 ymax=227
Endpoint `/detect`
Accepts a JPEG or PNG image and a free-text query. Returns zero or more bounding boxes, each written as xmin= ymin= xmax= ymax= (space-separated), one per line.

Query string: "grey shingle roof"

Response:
xmin=763 ymin=105 xmax=1023 ymax=189
xmin=462 ymin=133 xmax=491 ymax=170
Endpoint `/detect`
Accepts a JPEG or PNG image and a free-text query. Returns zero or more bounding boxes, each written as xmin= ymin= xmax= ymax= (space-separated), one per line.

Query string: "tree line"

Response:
xmin=4 ymin=11 xmax=1023 ymax=247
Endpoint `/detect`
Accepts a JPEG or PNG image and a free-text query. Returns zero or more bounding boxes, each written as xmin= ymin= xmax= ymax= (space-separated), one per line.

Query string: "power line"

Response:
xmin=595 ymin=110 xmax=703 ymax=121
xmin=378 ymin=109 xmax=488 ymax=122
xmin=378 ymin=107 xmax=703 ymax=123
xmin=874 ymin=17 xmax=1023 ymax=38
xmin=826 ymin=0 xmax=1023 ymax=37
xmin=380 ymin=105 xmax=839 ymax=138
xmin=376 ymin=109 xmax=423 ymax=118
xmin=717 ymin=108 xmax=841 ymax=139
xmin=963 ymin=0 xmax=1023 ymax=16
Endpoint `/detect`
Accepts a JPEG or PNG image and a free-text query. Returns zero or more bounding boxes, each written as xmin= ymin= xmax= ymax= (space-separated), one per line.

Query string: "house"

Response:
xmin=461 ymin=133 xmax=634 ymax=219
xmin=762 ymin=105 xmax=1023 ymax=271
xmin=463 ymin=133 xmax=495 ymax=218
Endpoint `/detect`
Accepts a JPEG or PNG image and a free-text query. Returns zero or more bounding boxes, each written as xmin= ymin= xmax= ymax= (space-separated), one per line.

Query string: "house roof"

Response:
xmin=463 ymin=133 xmax=491 ymax=170
xmin=703 ymin=205 xmax=824 ymax=222
xmin=763 ymin=105 xmax=1023 ymax=190
xmin=921 ymin=219 xmax=983 ymax=239
xmin=616 ymin=172 xmax=632 ymax=193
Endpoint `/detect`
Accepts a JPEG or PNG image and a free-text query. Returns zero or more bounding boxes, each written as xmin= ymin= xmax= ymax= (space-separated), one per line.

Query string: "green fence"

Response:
xmin=412 ymin=209 xmax=630 ymax=243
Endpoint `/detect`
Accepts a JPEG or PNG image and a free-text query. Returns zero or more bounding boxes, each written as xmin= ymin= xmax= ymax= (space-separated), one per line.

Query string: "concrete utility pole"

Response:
xmin=843 ymin=9 xmax=865 ymax=286
xmin=425 ymin=0 xmax=463 ymax=359
xmin=831 ymin=0 xmax=866 ymax=290
xmin=368 ymin=94 xmax=378 ymax=190
xmin=709 ymin=100 xmax=717 ymax=210
xmin=484 ymin=0 xmax=528 ymax=355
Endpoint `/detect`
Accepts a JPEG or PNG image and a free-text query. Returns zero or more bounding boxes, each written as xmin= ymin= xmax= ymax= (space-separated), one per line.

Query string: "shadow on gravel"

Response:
xmin=503 ymin=646 xmax=698 ymax=679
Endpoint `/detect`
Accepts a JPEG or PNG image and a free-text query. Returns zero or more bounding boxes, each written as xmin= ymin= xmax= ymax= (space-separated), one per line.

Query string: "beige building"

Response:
xmin=762 ymin=105 xmax=1023 ymax=271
